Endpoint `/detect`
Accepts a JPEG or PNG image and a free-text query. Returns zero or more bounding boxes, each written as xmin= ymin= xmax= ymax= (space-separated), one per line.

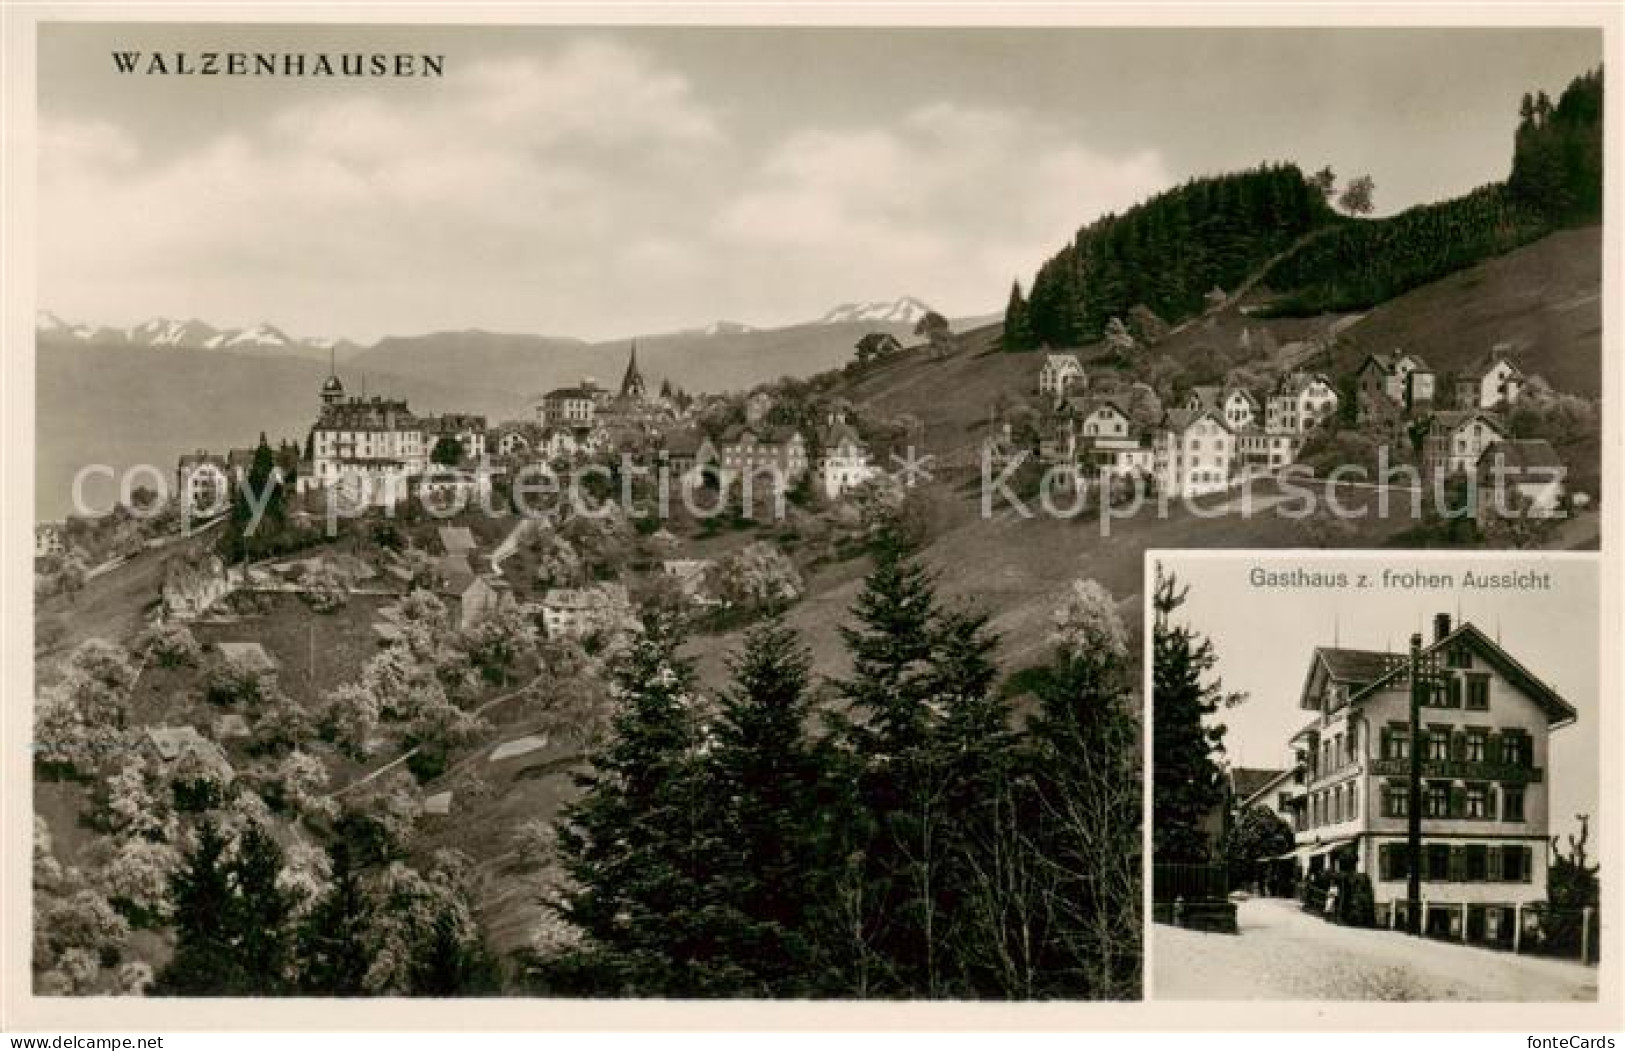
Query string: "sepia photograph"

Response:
xmin=9 ymin=8 xmax=1615 ymax=1026
xmin=1150 ymin=553 xmax=1600 ymax=1002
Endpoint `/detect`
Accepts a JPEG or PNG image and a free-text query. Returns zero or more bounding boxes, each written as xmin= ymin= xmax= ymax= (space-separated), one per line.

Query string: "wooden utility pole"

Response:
xmin=1406 ymin=630 xmax=1425 ymax=936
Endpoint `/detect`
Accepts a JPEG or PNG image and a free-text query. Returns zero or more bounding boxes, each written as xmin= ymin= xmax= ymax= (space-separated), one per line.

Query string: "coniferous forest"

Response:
xmin=529 ymin=529 xmax=1143 ymax=999
xmin=1005 ymin=68 xmax=1603 ymax=344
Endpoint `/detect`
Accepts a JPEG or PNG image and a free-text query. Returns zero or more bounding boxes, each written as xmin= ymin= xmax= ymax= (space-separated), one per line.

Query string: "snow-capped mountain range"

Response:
xmin=36 ymin=310 xmax=358 ymax=359
xmin=36 ymin=297 xmax=944 ymax=362
xmin=817 ymin=296 xmax=934 ymax=325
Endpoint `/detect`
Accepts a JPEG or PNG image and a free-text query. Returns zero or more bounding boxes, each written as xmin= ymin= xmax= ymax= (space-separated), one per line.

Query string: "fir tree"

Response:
xmin=548 ymin=611 xmax=708 ymax=994
xmin=1151 ymin=566 xmax=1235 ymax=865
xmin=695 ymin=614 xmax=848 ymax=994
xmin=295 ymin=841 xmax=372 ymax=995
xmin=154 ymin=821 xmax=237 ymax=994
xmin=1001 ymin=280 xmax=1034 ymax=351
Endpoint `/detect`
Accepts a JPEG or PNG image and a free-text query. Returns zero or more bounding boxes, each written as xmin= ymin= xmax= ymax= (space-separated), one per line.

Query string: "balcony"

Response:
xmin=1368 ymin=758 xmax=1543 ymax=784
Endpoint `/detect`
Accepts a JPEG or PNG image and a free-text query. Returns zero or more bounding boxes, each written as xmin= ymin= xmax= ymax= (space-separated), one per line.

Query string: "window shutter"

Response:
xmin=1449 ymin=846 xmax=1466 ymax=882
xmin=1487 ymin=845 xmax=1503 ymax=881
xmin=1523 ymin=846 xmax=1534 ymax=883
xmin=1449 ymin=785 xmax=1466 ymax=817
xmin=1486 ymin=731 xmax=1502 ymax=765
xmin=1451 ymin=731 xmax=1466 ymax=761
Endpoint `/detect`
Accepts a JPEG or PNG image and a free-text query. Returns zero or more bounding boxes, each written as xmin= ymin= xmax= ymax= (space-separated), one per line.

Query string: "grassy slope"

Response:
xmin=1319 ymin=226 xmax=1602 ymax=398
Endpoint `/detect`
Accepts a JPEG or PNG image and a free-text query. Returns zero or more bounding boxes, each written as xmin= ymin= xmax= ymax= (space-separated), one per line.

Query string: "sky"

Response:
xmin=37 ymin=24 xmax=1602 ymax=343
xmin=1159 ymin=554 xmax=1601 ymax=842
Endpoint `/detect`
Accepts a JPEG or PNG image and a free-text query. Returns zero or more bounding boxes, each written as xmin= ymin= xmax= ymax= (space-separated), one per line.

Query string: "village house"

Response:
xmin=161 ymin=550 xmax=232 ymax=621
xmin=981 ymin=423 xmax=1027 ymax=474
xmin=1153 ymin=408 xmax=1234 ymax=496
xmin=814 ymin=412 xmax=877 ymax=499
xmin=143 ymin=725 xmax=233 ymax=775
xmin=436 ymin=557 xmax=512 ymax=630
xmin=1420 ymin=410 xmax=1508 ymax=480
xmin=1280 ymin=613 xmax=1574 ymax=945
xmin=539 ymin=582 xmax=635 ymax=640
xmin=538 ymin=381 xmax=602 ymax=428
xmin=1476 ymin=439 xmax=1566 ymax=519
xmin=1064 ymin=397 xmax=1152 ymax=480
xmin=1455 ymin=350 xmax=1526 ymax=410
xmin=716 ymin=424 xmax=810 ymax=490
xmin=423 ymin=413 xmax=489 ymax=463
xmin=855 ymin=331 xmax=904 ymax=362
xmin=1237 ymin=431 xmax=1303 ymax=475
xmin=494 ymin=428 xmax=531 ymax=459
xmin=1265 ymin=373 xmax=1340 ymax=435
xmin=1185 ymin=386 xmax=1259 ymax=431
xmin=1357 ymin=352 xmax=1436 ymax=415
xmin=1038 ymin=353 xmax=1085 ymax=400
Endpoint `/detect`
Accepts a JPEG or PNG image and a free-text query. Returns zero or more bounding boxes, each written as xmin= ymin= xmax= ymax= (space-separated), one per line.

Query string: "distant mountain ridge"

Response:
xmin=36 ymin=310 xmax=361 ymax=361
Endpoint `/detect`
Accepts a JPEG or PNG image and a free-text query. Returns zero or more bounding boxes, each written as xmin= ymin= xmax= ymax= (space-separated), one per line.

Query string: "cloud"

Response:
xmin=40 ymin=45 xmax=1169 ymax=340
xmin=714 ymin=102 xmax=1169 ymax=318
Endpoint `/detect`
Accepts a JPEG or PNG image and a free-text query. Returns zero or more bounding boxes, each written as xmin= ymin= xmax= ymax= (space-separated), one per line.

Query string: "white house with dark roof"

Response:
xmin=1282 ymin=612 xmax=1575 ymax=944
xmin=1038 ymin=353 xmax=1085 ymax=399
xmin=1420 ymin=410 xmax=1507 ymax=479
xmin=1455 ymin=351 xmax=1525 ymax=411
xmin=1152 ymin=408 xmax=1234 ymax=496
xmin=1185 ymin=386 xmax=1259 ymax=431
xmin=814 ymin=413 xmax=876 ymax=499
xmin=1265 ymin=373 xmax=1340 ymax=435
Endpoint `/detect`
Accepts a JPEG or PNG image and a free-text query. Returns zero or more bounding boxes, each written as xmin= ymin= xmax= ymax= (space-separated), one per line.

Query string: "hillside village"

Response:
xmin=29 ymin=65 xmax=1603 ymax=1000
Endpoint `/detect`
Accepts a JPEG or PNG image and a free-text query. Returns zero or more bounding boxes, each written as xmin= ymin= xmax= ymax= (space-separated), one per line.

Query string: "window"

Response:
xmin=1382 ymin=781 xmax=1405 ymax=818
xmin=1465 ymin=731 xmax=1487 ymax=764
xmin=1502 ymin=845 xmax=1529 ymax=882
xmin=1466 ymin=844 xmax=1489 ymax=881
xmin=1503 ymin=786 xmax=1526 ymax=823
xmin=1425 ymin=782 xmax=1449 ymax=818
xmin=1465 ymin=784 xmax=1488 ymax=819
xmin=1447 ymin=646 xmax=1473 ymax=670
xmin=1427 ymin=729 xmax=1451 ymax=762
xmin=1426 ymin=844 xmax=1451 ymax=882
xmin=1466 ymin=675 xmax=1490 ymax=710
xmin=1502 ymin=732 xmax=1530 ymax=768
xmin=1384 ymin=726 xmax=1411 ymax=761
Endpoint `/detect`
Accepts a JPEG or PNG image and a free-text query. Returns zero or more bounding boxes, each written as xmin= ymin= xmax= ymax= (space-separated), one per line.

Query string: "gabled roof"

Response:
xmin=1231 ymin=766 xmax=1291 ymax=802
xmin=216 ymin=641 xmax=277 ymax=672
xmin=1322 ymin=622 xmax=1577 ymax=728
xmin=1427 ymin=409 xmax=1506 ymax=437
xmin=1161 ymin=407 xmax=1231 ymax=434
xmin=1459 ymin=352 xmax=1525 ymax=382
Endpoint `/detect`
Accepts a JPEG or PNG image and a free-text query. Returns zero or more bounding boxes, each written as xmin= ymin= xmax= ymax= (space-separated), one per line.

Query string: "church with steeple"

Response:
xmin=618 ymin=341 xmax=648 ymax=402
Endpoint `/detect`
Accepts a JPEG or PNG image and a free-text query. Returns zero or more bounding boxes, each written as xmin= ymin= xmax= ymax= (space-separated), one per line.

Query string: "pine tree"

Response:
xmin=1001 ymin=280 xmax=1034 ymax=351
xmin=1151 ymin=566 xmax=1235 ymax=865
xmin=836 ymin=527 xmax=940 ymax=760
xmin=228 ymin=823 xmax=297 ymax=994
xmin=154 ymin=821 xmax=237 ymax=994
xmin=549 ymin=612 xmax=708 ymax=994
xmin=296 ymin=841 xmax=373 ymax=995
xmin=695 ymin=614 xmax=848 ymax=994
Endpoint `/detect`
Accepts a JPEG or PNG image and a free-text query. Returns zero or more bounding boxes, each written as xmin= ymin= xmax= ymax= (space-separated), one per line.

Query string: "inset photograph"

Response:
xmin=1150 ymin=552 xmax=1599 ymax=1001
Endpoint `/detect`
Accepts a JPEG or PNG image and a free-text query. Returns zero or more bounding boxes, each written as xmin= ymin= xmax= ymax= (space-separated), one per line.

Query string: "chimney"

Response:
xmin=1434 ymin=613 xmax=1452 ymax=642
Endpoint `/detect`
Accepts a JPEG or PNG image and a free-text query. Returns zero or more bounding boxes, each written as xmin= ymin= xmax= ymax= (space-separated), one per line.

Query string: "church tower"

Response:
xmin=618 ymin=341 xmax=647 ymax=401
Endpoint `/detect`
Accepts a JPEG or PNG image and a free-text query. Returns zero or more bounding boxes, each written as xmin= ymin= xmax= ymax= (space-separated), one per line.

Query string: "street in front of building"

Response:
xmin=1154 ymin=896 xmax=1598 ymax=1001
